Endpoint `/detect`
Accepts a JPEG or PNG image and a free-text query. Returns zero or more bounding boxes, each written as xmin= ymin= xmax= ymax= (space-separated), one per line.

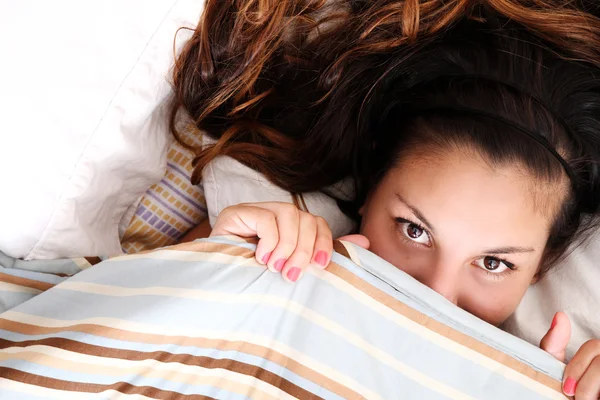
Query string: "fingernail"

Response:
xmin=563 ymin=377 xmax=577 ymax=396
xmin=261 ymin=252 xmax=272 ymax=264
xmin=314 ymin=251 xmax=328 ymax=268
xmin=274 ymin=259 xmax=286 ymax=272
xmin=550 ymin=313 xmax=558 ymax=330
xmin=286 ymin=267 xmax=302 ymax=282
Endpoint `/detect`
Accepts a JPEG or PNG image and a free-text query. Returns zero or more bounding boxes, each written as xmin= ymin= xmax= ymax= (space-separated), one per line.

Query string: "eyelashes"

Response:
xmin=395 ymin=217 xmax=430 ymax=245
xmin=473 ymin=256 xmax=516 ymax=276
xmin=395 ymin=218 xmax=431 ymax=246
xmin=393 ymin=215 xmax=519 ymax=277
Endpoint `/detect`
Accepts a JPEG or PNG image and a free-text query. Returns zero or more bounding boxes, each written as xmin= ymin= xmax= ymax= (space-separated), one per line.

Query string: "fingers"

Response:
xmin=254 ymin=211 xmax=280 ymax=270
xmin=572 ymin=355 xmax=600 ymax=400
xmin=337 ymin=234 xmax=370 ymax=249
xmin=312 ymin=217 xmax=333 ymax=269
xmin=211 ymin=202 xmax=336 ymax=283
xmin=254 ymin=204 xmax=334 ymax=282
xmin=540 ymin=312 xmax=571 ymax=362
xmin=563 ymin=339 xmax=600 ymax=398
xmin=260 ymin=203 xmax=300 ymax=274
xmin=210 ymin=205 xmax=279 ymax=268
xmin=281 ymin=212 xmax=317 ymax=283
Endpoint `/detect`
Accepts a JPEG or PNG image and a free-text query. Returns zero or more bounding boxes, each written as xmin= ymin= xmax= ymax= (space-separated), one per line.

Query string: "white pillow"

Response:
xmin=202 ymin=138 xmax=355 ymax=239
xmin=0 ymin=0 xmax=204 ymax=259
xmin=504 ymin=232 xmax=600 ymax=361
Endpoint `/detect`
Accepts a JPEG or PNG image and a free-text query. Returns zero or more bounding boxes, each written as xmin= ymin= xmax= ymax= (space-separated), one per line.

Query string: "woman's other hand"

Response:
xmin=540 ymin=312 xmax=600 ymax=399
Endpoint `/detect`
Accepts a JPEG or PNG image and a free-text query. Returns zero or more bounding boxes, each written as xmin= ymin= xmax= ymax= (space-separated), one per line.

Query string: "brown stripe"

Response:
xmin=172 ymin=242 xmax=256 ymax=258
xmin=0 ymin=337 xmax=321 ymax=400
xmin=132 ymin=241 xmax=256 ymax=259
xmin=238 ymin=237 xmax=259 ymax=245
xmin=0 ymin=272 xmax=54 ymax=292
xmin=0 ymin=366 xmax=214 ymax=400
xmin=0 ymin=319 xmax=362 ymax=399
xmin=84 ymin=257 xmax=102 ymax=266
xmin=326 ymin=262 xmax=563 ymax=393
xmin=332 ymin=240 xmax=350 ymax=259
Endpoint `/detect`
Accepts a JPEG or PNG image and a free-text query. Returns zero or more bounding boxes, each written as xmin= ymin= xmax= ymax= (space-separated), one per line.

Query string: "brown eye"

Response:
xmin=398 ymin=220 xmax=431 ymax=246
xmin=407 ymin=224 xmax=423 ymax=239
xmin=483 ymin=256 xmax=500 ymax=270
xmin=473 ymin=256 xmax=512 ymax=274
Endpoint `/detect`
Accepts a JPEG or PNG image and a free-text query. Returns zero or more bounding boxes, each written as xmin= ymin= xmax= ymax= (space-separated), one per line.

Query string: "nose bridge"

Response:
xmin=423 ymin=255 xmax=461 ymax=305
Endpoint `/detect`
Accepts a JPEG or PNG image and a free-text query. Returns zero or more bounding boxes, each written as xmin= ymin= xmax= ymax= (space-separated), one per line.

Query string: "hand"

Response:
xmin=540 ymin=312 xmax=600 ymax=399
xmin=211 ymin=202 xmax=368 ymax=283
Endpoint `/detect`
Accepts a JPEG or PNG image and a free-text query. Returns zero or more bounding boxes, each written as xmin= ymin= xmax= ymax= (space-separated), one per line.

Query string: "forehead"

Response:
xmin=381 ymin=149 xmax=561 ymax=242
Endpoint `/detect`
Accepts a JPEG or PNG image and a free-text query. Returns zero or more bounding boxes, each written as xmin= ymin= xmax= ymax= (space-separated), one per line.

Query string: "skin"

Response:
xmin=189 ymin=146 xmax=598 ymax=398
xmin=359 ymin=148 xmax=552 ymax=326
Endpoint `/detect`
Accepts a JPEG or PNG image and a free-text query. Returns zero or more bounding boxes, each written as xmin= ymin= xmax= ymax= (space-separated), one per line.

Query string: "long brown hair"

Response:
xmin=171 ymin=0 xmax=600 ymax=186
xmin=170 ymin=0 xmax=600 ymax=270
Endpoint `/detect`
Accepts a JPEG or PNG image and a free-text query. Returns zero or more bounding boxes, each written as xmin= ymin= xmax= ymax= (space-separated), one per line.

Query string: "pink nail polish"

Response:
xmin=563 ymin=377 xmax=577 ymax=396
xmin=261 ymin=252 xmax=272 ymax=264
xmin=314 ymin=251 xmax=328 ymax=267
xmin=287 ymin=267 xmax=301 ymax=282
xmin=274 ymin=259 xmax=286 ymax=272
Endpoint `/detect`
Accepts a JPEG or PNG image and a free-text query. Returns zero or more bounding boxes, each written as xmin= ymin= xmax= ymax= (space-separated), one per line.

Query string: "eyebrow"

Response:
xmin=482 ymin=246 xmax=535 ymax=255
xmin=395 ymin=193 xmax=436 ymax=233
xmin=394 ymin=192 xmax=536 ymax=254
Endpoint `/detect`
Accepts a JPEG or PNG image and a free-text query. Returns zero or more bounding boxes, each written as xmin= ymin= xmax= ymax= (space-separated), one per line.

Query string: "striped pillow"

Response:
xmin=120 ymin=122 xmax=208 ymax=254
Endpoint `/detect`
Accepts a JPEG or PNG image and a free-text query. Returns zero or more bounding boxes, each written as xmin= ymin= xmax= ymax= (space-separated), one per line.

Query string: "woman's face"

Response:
xmin=359 ymin=147 xmax=564 ymax=326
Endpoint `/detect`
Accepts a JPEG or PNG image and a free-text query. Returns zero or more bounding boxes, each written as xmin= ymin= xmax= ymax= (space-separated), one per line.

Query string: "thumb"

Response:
xmin=337 ymin=234 xmax=370 ymax=250
xmin=540 ymin=312 xmax=571 ymax=362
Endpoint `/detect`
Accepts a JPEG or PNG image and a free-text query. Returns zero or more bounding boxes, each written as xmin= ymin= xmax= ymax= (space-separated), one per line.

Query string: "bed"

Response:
xmin=0 ymin=2 xmax=597 ymax=398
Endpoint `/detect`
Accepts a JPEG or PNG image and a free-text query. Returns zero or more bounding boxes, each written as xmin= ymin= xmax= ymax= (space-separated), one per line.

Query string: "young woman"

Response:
xmin=170 ymin=1 xmax=600 ymax=397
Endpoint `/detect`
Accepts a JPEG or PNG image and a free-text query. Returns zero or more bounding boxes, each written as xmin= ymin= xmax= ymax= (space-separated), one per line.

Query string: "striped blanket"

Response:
xmin=0 ymin=251 xmax=87 ymax=313
xmin=0 ymin=237 xmax=567 ymax=399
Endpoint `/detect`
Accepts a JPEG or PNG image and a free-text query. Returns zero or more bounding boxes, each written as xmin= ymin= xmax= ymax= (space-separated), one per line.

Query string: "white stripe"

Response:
xmin=71 ymin=258 xmax=92 ymax=270
xmin=3 ymin=311 xmax=383 ymax=400
xmin=309 ymin=268 xmax=565 ymax=400
xmin=217 ymin=235 xmax=248 ymax=243
xmin=0 ymin=282 xmax=40 ymax=295
xmin=0 ymin=346 xmax=291 ymax=400
xmin=338 ymin=240 xmax=363 ymax=266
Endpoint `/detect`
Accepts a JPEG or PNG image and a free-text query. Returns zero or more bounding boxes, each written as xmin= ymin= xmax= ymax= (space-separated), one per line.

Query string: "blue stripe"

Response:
xmin=160 ymin=179 xmax=207 ymax=214
xmin=0 ymin=292 xmax=38 ymax=314
xmin=167 ymin=162 xmax=193 ymax=182
xmin=146 ymin=191 xmax=195 ymax=225
xmin=0 ymin=388 xmax=50 ymax=400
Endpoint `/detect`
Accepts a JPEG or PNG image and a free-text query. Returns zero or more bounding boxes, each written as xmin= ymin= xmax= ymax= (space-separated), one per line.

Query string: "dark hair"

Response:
xmin=171 ymin=1 xmax=600 ymax=273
